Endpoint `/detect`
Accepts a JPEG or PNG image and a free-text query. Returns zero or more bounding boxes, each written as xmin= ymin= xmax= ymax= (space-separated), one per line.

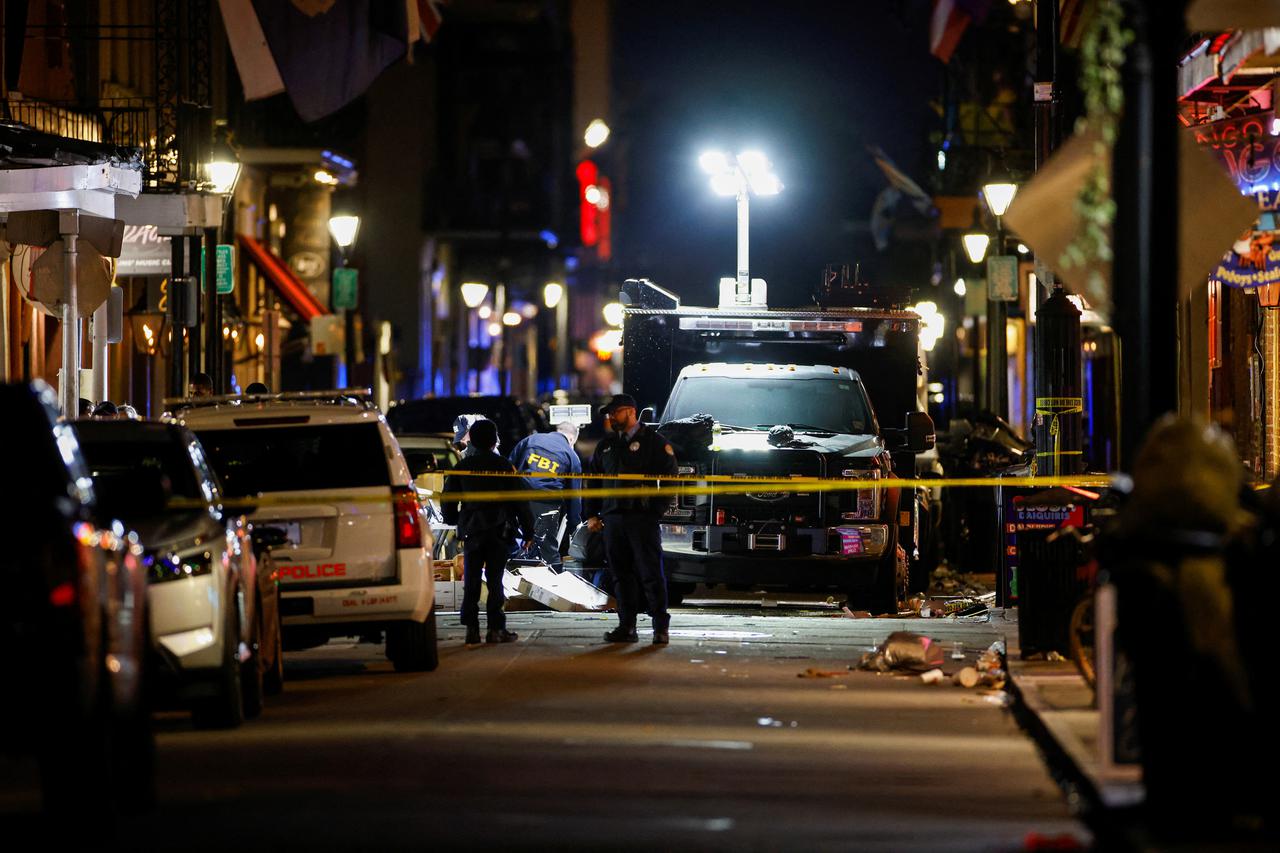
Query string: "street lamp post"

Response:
xmin=981 ymin=179 xmax=1018 ymax=419
xmin=204 ymin=130 xmax=240 ymax=394
xmin=329 ymin=213 xmax=360 ymax=385
xmin=544 ymin=282 xmax=567 ymax=390
xmin=699 ymin=150 xmax=783 ymax=302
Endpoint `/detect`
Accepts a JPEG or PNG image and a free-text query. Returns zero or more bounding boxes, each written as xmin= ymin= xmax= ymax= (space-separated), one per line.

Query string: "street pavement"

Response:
xmin=2 ymin=606 xmax=1088 ymax=851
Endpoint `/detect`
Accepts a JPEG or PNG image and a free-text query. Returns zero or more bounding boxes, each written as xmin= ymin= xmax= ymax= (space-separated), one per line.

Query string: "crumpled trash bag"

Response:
xmin=856 ymin=631 xmax=945 ymax=672
xmin=657 ymin=414 xmax=714 ymax=458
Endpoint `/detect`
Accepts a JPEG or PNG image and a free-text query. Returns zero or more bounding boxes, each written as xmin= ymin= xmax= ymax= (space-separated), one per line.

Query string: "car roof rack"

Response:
xmin=164 ymin=388 xmax=376 ymax=412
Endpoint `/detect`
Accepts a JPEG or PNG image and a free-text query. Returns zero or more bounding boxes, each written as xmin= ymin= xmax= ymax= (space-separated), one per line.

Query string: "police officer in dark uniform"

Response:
xmin=509 ymin=422 xmax=582 ymax=569
xmin=441 ymin=419 xmax=535 ymax=646
xmin=584 ymin=394 xmax=679 ymax=645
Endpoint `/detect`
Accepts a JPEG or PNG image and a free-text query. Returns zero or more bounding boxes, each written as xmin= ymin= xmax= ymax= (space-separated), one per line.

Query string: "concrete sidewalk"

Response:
xmin=1005 ymin=635 xmax=1144 ymax=814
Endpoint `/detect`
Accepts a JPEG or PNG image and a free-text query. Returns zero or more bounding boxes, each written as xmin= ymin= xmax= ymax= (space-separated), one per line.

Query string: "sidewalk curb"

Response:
xmin=1007 ymin=658 xmax=1144 ymax=815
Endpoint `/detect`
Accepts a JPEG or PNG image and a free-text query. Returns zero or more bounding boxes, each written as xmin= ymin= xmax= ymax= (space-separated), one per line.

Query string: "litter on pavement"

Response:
xmin=855 ymin=631 xmax=946 ymax=672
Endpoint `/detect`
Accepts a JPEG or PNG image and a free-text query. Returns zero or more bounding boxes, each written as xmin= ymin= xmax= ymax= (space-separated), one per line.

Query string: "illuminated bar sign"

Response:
xmin=1193 ymin=111 xmax=1280 ymax=205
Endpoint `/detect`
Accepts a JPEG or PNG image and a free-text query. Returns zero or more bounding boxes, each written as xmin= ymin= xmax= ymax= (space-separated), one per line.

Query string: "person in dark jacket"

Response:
xmin=584 ymin=394 xmax=679 ymax=645
xmin=509 ymin=422 xmax=582 ymax=569
xmin=441 ymin=419 xmax=535 ymax=645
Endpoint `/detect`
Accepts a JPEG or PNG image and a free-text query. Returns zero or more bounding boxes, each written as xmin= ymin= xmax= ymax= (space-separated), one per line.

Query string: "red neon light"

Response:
xmin=49 ymin=582 xmax=76 ymax=607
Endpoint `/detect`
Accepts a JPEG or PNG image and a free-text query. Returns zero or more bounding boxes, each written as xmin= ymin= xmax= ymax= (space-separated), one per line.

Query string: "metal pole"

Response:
xmin=58 ymin=210 xmax=81 ymax=417
xmin=986 ymin=220 xmax=1008 ymax=418
xmin=203 ymin=226 xmax=220 ymax=392
xmin=555 ymin=293 xmax=569 ymax=389
xmin=736 ymin=176 xmax=750 ymax=301
xmin=1113 ymin=0 xmax=1182 ymax=466
xmin=91 ymin=300 xmax=109 ymax=402
xmin=169 ymin=236 xmax=186 ymax=396
xmin=187 ymin=234 xmax=201 ymax=385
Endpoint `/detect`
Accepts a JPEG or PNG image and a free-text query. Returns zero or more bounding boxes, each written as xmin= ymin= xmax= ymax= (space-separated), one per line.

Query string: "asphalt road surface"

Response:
xmin=3 ymin=606 xmax=1087 ymax=851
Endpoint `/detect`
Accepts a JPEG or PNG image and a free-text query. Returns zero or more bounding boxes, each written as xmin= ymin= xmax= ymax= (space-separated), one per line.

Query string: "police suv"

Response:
xmin=174 ymin=390 xmax=438 ymax=672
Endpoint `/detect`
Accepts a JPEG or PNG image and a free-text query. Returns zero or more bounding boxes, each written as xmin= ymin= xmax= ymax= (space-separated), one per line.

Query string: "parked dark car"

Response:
xmin=0 ymin=382 xmax=152 ymax=812
xmin=387 ymin=395 xmax=547 ymax=453
xmin=75 ymin=419 xmax=283 ymax=727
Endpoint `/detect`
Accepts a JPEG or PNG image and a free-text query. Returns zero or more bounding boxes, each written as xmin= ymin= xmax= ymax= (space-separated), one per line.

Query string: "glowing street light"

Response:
xmin=461 ymin=282 xmax=489 ymax=309
xmin=699 ymin=148 xmax=783 ymax=304
xmin=328 ymin=214 xmax=360 ymax=250
xmin=543 ymin=282 xmax=564 ymax=309
xmin=584 ymin=119 xmax=611 ymax=149
xmin=502 ymin=311 xmax=522 ymax=327
xmin=962 ymin=232 xmax=991 ymax=264
xmin=982 ymin=180 xmax=1019 ymax=218
xmin=602 ymin=301 xmax=625 ymax=327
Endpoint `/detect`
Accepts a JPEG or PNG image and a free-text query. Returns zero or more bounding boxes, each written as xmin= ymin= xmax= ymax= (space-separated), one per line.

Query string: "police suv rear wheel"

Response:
xmin=387 ymin=609 xmax=439 ymax=672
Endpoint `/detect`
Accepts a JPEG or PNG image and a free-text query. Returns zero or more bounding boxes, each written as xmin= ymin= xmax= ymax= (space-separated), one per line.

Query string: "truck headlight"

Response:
xmin=840 ymin=469 xmax=881 ymax=519
xmin=147 ymin=551 xmax=213 ymax=584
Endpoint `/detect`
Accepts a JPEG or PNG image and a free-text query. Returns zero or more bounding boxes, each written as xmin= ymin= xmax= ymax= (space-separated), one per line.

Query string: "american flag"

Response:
xmin=408 ymin=0 xmax=447 ymax=45
xmin=929 ymin=0 xmax=993 ymax=64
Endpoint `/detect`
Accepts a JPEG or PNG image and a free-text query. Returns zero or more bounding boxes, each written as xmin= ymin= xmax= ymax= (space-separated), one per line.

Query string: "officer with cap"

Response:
xmin=585 ymin=394 xmax=679 ymax=645
xmin=441 ymin=418 xmax=535 ymax=646
xmin=509 ymin=422 xmax=582 ymax=569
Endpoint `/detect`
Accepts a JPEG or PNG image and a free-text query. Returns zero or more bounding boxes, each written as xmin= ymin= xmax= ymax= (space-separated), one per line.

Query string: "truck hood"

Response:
xmin=714 ymin=429 xmax=884 ymax=458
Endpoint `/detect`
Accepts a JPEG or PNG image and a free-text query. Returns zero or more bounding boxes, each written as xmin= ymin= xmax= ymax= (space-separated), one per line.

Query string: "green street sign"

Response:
xmin=332 ymin=267 xmax=359 ymax=310
xmin=200 ymin=244 xmax=236 ymax=295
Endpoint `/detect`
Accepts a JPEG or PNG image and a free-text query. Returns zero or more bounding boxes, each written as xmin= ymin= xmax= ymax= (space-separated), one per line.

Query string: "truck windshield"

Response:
xmin=662 ymin=375 xmax=874 ymax=434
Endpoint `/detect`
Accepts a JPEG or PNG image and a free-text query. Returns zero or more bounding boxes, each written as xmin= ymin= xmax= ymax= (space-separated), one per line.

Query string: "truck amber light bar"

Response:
xmin=678 ymin=317 xmax=863 ymax=333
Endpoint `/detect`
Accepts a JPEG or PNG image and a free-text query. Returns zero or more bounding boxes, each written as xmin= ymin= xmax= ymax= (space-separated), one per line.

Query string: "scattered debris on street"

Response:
xmin=856 ymin=631 xmax=946 ymax=672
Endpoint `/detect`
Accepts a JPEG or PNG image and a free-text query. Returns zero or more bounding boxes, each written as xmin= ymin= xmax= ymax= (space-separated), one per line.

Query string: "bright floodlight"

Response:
xmin=953 ymin=277 xmax=967 ymax=296
xmin=962 ymin=232 xmax=991 ymax=264
xmin=910 ymin=301 xmax=945 ymax=353
xmin=737 ymin=150 xmax=770 ymax=178
xmin=328 ymin=214 xmax=360 ymax=249
xmin=602 ymin=301 xmax=625 ymax=327
xmin=747 ymin=172 xmax=783 ymax=196
xmin=543 ymin=282 xmax=564 ymax=309
xmin=710 ymin=173 xmax=740 ymax=197
xmin=460 ymin=282 xmax=490 ymax=309
xmin=699 ymin=150 xmax=731 ymax=176
xmin=584 ymin=119 xmax=611 ymax=149
xmin=982 ymin=181 xmax=1019 ymax=218
xmin=503 ymin=311 xmax=522 ymax=326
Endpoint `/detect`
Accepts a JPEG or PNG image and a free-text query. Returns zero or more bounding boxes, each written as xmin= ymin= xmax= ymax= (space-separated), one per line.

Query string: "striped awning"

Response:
xmin=236 ymin=233 xmax=326 ymax=321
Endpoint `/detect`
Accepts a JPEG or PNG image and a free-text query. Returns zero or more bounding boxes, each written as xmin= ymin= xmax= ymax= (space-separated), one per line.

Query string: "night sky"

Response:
xmin=612 ymin=0 xmax=938 ymax=308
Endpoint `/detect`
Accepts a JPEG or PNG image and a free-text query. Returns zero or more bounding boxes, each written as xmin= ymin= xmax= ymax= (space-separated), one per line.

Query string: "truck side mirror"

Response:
xmin=906 ymin=411 xmax=936 ymax=453
xmin=640 ymin=406 xmax=657 ymax=424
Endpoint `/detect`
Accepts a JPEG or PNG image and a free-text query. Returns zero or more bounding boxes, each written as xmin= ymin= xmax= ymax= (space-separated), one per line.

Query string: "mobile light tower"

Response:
xmin=698 ymin=150 xmax=783 ymax=304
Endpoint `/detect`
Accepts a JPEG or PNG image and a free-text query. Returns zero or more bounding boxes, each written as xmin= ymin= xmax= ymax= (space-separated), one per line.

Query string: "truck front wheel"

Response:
xmin=865 ymin=545 xmax=908 ymax=616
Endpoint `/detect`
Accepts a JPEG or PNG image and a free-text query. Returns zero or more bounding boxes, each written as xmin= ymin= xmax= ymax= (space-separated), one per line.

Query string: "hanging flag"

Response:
xmin=929 ymin=0 xmax=993 ymax=63
xmin=1058 ymin=0 xmax=1098 ymax=51
xmin=407 ymin=0 xmax=449 ymax=47
xmin=217 ymin=0 xmax=286 ymax=101
xmin=867 ymin=146 xmax=935 ymax=215
xmin=220 ymin=1 xmax=408 ymax=122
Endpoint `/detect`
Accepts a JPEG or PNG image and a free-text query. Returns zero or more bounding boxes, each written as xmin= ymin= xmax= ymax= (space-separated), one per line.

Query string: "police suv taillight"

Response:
xmin=392 ymin=486 xmax=423 ymax=548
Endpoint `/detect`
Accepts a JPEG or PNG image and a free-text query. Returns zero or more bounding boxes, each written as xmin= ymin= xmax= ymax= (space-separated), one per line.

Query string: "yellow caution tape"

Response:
xmin=174 ymin=473 xmax=1118 ymax=511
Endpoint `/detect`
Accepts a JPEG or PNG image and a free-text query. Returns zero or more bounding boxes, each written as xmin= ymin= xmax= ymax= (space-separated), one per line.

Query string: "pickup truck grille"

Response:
xmin=712 ymin=449 xmax=824 ymax=522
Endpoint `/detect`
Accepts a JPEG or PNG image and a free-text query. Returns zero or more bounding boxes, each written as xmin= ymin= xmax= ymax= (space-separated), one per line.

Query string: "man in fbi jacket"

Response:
xmin=509 ymin=422 xmax=582 ymax=570
xmin=584 ymin=394 xmax=679 ymax=645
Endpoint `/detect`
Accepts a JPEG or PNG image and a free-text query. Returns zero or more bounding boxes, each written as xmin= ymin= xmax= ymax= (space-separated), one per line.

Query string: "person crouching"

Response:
xmin=441 ymin=418 xmax=535 ymax=645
